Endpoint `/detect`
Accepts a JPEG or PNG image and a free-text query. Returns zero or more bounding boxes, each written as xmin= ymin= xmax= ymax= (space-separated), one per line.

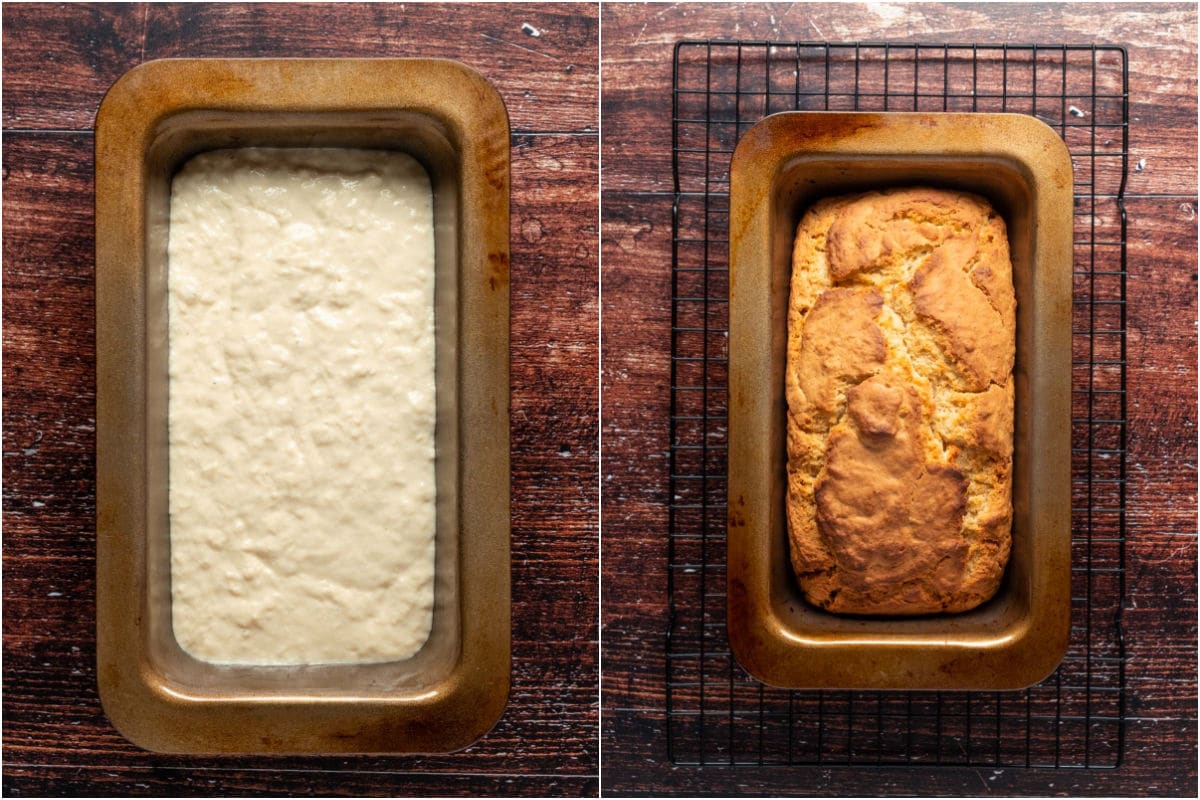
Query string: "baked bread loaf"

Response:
xmin=785 ymin=187 xmax=1015 ymax=615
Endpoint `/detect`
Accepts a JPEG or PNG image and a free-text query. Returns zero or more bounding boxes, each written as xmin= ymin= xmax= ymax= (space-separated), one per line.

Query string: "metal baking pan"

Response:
xmin=727 ymin=111 xmax=1072 ymax=690
xmin=95 ymin=58 xmax=510 ymax=753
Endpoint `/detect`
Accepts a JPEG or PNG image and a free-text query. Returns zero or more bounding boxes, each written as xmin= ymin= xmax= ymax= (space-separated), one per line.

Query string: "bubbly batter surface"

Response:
xmin=168 ymin=147 xmax=435 ymax=665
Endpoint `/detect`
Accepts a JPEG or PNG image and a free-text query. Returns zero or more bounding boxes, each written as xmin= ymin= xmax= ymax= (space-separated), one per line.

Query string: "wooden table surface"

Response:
xmin=3 ymin=3 xmax=598 ymax=796
xmin=601 ymin=2 xmax=1197 ymax=796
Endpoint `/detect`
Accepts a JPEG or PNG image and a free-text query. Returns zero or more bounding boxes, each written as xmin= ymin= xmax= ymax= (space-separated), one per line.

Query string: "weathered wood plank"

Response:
xmin=1 ymin=3 xmax=144 ymax=130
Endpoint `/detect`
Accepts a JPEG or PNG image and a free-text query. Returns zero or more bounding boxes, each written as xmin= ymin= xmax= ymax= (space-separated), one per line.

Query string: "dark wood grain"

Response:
xmin=142 ymin=3 xmax=598 ymax=135
xmin=602 ymin=2 xmax=1197 ymax=195
xmin=601 ymin=2 xmax=1196 ymax=795
xmin=3 ymin=2 xmax=598 ymax=134
xmin=3 ymin=2 xmax=598 ymax=796
xmin=1 ymin=3 xmax=144 ymax=130
xmin=1 ymin=766 xmax=599 ymax=799
xmin=599 ymin=192 xmax=673 ymax=717
xmin=1120 ymin=195 xmax=1198 ymax=729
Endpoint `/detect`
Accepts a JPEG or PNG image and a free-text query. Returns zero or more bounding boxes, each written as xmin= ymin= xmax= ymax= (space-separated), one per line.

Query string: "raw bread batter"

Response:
xmin=167 ymin=148 xmax=436 ymax=665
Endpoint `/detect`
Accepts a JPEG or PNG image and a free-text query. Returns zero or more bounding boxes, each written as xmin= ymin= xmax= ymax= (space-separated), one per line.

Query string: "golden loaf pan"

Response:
xmin=95 ymin=59 xmax=510 ymax=753
xmin=727 ymin=111 xmax=1073 ymax=690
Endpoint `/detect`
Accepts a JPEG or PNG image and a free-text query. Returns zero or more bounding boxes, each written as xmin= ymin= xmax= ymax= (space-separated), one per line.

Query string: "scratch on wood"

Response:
xmin=480 ymin=32 xmax=556 ymax=61
xmin=139 ymin=4 xmax=148 ymax=62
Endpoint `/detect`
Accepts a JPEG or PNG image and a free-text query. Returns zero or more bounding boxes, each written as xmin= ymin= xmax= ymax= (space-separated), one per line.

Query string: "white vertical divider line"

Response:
xmin=596 ymin=0 xmax=605 ymax=793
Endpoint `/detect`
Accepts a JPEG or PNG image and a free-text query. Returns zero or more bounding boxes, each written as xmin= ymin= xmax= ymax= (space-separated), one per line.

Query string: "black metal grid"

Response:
xmin=667 ymin=41 xmax=1128 ymax=769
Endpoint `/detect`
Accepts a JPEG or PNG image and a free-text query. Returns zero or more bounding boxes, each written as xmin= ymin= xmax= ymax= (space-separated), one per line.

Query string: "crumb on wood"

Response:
xmin=1135 ymin=158 xmax=1146 ymax=172
xmin=522 ymin=22 xmax=541 ymax=37
xmin=1069 ymin=105 xmax=1086 ymax=117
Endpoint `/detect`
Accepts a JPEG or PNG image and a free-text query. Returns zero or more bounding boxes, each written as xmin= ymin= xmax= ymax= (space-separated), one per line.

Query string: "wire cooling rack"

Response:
xmin=667 ymin=41 xmax=1128 ymax=769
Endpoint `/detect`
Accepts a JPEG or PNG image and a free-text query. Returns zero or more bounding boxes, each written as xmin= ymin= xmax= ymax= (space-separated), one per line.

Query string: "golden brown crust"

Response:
xmin=909 ymin=248 xmax=1011 ymax=391
xmin=786 ymin=186 xmax=1015 ymax=615
xmin=796 ymin=288 xmax=887 ymax=412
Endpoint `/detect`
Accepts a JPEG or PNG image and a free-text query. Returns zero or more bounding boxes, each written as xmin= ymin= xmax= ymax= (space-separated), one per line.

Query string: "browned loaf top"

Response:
xmin=786 ymin=186 xmax=1015 ymax=615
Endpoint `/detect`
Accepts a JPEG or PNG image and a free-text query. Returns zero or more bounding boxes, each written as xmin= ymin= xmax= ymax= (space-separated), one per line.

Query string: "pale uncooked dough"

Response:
xmin=167 ymin=147 xmax=436 ymax=665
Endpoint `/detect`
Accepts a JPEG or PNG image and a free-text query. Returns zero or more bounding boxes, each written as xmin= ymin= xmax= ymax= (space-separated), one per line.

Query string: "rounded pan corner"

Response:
xmin=98 ymin=713 xmax=166 ymax=756
xmin=726 ymin=577 xmax=798 ymax=690
xmin=989 ymin=633 xmax=1072 ymax=693
xmin=96 ymin=666 xmax=190 ymax=755
xmin=1001 ymin=111 xmax=1073 ymax=156
xmin=360 ymin=58 xmax=511 ymax=152
xmin=440 ymin=679 xmax=511 ymax=755
xmin=94 ymin=61 xmax=145 ymax=124
xmin=1003 ymin=595 xmax=1073 ymax=692
xmin=1007 ymin=652 xmax=1070 ymax=693
xmin=94 ymin=59 xmax=182 ymax=139
xmin=996 ymin=112 xmax=1075 ymax=199
xmin=729 ymin=111 xmax=798 ymax=186
xmin=96 ymin=676 xmax=153 ymax=754
xmin=1033 ymin=627 xmax=1072 ymax=688
xmin=95 ymin=58 xmax=178 ymax=115
xmin=420 ymin=58 xmax=510 ymax=126
xmin=729 ymin=112 xmax=773 ymax=167
xmin=727 ymin=623 xmax=789 ymax=691
xmin=407 ymin=650 xmax=510 ymax=754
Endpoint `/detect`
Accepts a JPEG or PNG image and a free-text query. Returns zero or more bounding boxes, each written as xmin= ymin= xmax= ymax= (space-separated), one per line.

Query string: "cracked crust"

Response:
xmin=786 ymin=187 xmax=1014 ymax=615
